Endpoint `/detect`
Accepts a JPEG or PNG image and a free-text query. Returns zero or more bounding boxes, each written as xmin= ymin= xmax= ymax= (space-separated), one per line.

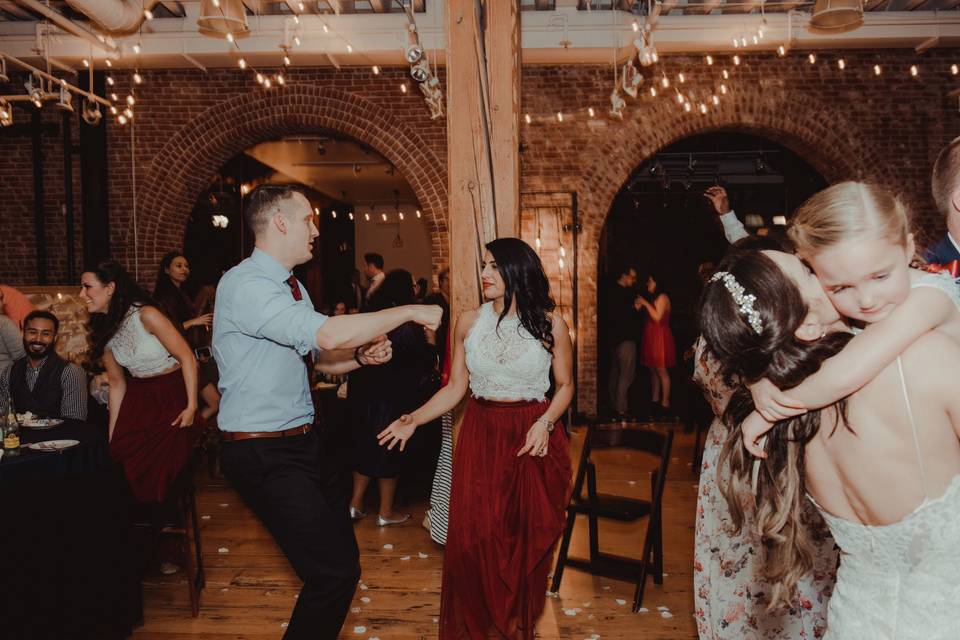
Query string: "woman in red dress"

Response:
xmin=378 ymin=238 xmax=574 ymax=639
xmin=80 ymin=261 xmax=206 ymax=503
xmin=636 ymin=274 xmax=676 ymax=414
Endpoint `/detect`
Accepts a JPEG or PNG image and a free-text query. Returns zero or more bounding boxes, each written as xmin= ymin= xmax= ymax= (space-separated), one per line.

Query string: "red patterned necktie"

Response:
xmin=286 ymin=275 xmax=302 ymax=301
xmin=924 ymin=260 xmax=960 ymax=278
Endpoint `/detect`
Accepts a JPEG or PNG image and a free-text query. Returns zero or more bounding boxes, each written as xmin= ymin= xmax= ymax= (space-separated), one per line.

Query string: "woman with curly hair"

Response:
xmin=378 ymin=237 xmax=574 ymax=639
xmin=80 ymin=260 xmax=208 ymax=503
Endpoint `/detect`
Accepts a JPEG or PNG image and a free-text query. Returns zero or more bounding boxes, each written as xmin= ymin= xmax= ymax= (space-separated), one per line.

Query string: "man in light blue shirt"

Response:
xmin=214 ymin=184 xmax=441 ymax=640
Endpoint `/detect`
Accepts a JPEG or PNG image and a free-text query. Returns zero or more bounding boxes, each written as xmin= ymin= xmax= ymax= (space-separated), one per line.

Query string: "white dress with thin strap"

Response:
xmin=811 ymin=357 xmax=960 ymax=640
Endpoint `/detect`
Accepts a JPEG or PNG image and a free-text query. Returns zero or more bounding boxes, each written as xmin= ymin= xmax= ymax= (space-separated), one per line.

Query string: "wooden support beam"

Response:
xmin=446 ymin=0 xmax=522 ymax=320
xmin=485 ymin=0 xmax=522 ymax=239
xmin=446 ymin=0 xmax=491 ymax=318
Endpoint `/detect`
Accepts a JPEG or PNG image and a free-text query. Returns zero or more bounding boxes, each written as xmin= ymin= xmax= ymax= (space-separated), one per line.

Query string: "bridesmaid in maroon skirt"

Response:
xmin=379 ymin=238 xmax=574 ymax=639
xmin=80 ymin=261 xmax=206 ymax=504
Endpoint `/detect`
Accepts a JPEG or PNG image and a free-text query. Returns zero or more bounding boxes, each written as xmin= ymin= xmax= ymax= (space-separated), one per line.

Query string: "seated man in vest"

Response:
xmin=0 ymin=310 xmax=87 ymax=420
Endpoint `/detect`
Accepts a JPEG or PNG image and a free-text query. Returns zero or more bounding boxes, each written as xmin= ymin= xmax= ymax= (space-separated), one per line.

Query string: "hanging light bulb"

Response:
xmin=348 ymin=212 xmax=354 ymax=221
xmin=364 ymin=213 xmax=371 ymax=221
xmin=699 ymin=102 xmax=707 ymax=115
xmin=415 ymin=209 xmax=422 ymax=218
xmin=133 ymin=44 xmax=141 ymax=54
xmin=346 ymin=44 xmax=353 ymax=53
xmin=733 ymin=55 xmax=741 ymax=66
xmin=372 ymin=65 xmax=380 ymax=75
xmin=212 ymin=0 xmax=219 ymax=6
xmin=712 ymin=94 xmax=720 ymax=105
xmin=720 ymin=83 xmax=728 ymax=94
xmin=399 ymin=211 xmax=404 ymax=220
xmin=808 ymin=53 xmax=816 ymax=64
xmin=740 ymin=37 xmax=747 ymax=47
xmin=82 ymin=58 xmax=90 ymax=68
xmin=238 ymin=58 xmax=247 ymax=69
xmin=587 ymin=107 xmax=595 ymax=117
xmin=837 ymin=58 xmax=846 ymax=70
xmin=110 ymin=92 xmax=118 ymax=101
xmin=143 ymin=8 xmax=153 ymax=19
xmin=331 ymin=210 xmax=337 ymax=219
xmin=381 ymin=213 xmax=388 ymax=221
xmin=722 ymin=69 xmax=729 ymax=79
xmin=649 ymin=86 xmax=657 ymax=97
xmin=263 ymin=77 xmax=272 ymax=88
xmin=559 ymin=257 xmax=565 ymax=269
xmin=676 ymin=92 xmax=685 ymax=104
xmin=661 ymin=75 xmax=670 ymax=88
xmin=293 ymin=36 xmax=301 ymax=46
xmin=559 ymin=246 xmax=566 ymax=257
xmin=126 ymin=95 xmax=135 ymax=106
xmin=705 ymin=55 xmax=713 ymax=66
xmin=297 ymin=1 xmax=305 ymax=9
xmin=106 ymin=76 xmax=115 ymax=86
xmin=293 ymin=14 xmax=300 ymax=24
xmin=556 ymin=111 xmax=564 ymax=122
xmin=524 ymin=113 xmax=531 ymax=124
xmin=118 ymin=114 xmax=128 ymax=124
xmin=226 ymin=33 xmax=235 ymax=43
xmin=284 ymin=55 xmax=292 ymax=66
xmin=535 ymin=237 xmax=542 ymax=249
xmin=276 ymin=74 xmax=285 ymax=86
xmin=678 ymin=72 xmax=686 ymax=83
xmin=752 ymin=35 xmax=759 ymax=45
xmin=256 ymin=72 xmax=264 ymax=84
xmin=777 ymin=45 xmax=786 ymax=57
xmin=684 ymin=101 xmax=692 ymax=113
xmin=910 ymin=64 xmax=919 ymax=77
xmin=632 ymin=20 xmax=639 ymax=32
xmin=105 ymin=59 xmax=112 ymax=68
xmin=133 ymin=71 xmax=143 ymax=84
xmin=732 ymin=37 xmax=740 ymax=48
xmin=322 ymin=23 xmax=329 ymax=33
xmin=952 ymin=64 xmax=959 ymax=75
xmin=123 ymin=108 xmax=133 ymax=119
xmin=874 ymin=64 xmax=882 ymax=75
xmin=400 ymin=83 xmax=408 ymax=93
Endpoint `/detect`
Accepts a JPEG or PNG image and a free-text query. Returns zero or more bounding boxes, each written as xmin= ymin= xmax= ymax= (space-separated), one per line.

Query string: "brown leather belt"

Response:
xmin=219 ymin=424 xmax=312 ymax=442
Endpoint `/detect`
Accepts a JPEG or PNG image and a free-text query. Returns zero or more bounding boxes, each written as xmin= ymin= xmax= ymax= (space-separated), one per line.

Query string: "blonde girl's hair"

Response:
xmin=788 ymin=182 xmax=911 ymax=257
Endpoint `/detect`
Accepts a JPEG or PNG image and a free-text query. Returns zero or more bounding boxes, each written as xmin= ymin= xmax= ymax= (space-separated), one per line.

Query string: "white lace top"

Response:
xmin=107 ymin=306 xmax=178 ymax=378
xmin=463 ymin=302 xmax=552 ymax=401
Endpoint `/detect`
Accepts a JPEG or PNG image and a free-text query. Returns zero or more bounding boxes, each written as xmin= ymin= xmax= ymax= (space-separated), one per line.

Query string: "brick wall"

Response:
xmin=1 ymin=49 xmax=958 ymax=413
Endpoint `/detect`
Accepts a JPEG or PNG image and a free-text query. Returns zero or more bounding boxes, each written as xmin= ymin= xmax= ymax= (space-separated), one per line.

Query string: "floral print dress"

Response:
xmin=692 ymin=338 xmax=838 ymax=639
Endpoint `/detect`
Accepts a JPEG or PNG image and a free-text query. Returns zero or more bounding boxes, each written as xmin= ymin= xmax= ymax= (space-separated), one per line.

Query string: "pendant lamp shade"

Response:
xmin=810 ymin=0 xmax=864 ymax=32
xmin=198 ymin=0 xmax=249 ymax=39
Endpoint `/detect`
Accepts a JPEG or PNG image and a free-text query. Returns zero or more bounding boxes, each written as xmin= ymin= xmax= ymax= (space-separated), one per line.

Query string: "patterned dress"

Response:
xmin=692 ymin=338 xmax=838 ymax=639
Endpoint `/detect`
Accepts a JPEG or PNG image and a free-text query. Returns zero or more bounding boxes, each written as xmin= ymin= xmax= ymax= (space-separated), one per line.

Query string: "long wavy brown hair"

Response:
xmin=700 ymin=237 xmax=853 ymax=610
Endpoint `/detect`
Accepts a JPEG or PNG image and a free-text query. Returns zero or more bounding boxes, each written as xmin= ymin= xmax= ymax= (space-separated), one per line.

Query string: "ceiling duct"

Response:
xmin=60 ymin=0 xmax=160 ymax=35
xmin=197 ymin=0 xmax=250 ymax=39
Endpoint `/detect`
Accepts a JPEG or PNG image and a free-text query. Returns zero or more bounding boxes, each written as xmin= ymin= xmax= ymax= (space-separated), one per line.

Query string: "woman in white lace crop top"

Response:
xmin=378 ymin=238 xmax=574 ymax=640
xmin=81 ymin=261 xmax=204 ymax=504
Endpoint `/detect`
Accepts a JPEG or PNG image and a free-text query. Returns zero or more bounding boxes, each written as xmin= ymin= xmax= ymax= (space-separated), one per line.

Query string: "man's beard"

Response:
xmin=24 ymin=341 xmax=53 ymax=360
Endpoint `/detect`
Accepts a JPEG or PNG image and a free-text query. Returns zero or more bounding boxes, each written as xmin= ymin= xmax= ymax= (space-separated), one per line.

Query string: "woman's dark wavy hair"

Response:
xmin=86 ymin=260 xmax=159 ymax=362
xmin=699 ymin=235 xmax=854 ymax=611
xmin=367 ymin=269 xmax=415 ymax=311
xmin=485 ymin=237 xmax=556 ymax=353
xmin=153 ymin=251 xmax=195 ymax=325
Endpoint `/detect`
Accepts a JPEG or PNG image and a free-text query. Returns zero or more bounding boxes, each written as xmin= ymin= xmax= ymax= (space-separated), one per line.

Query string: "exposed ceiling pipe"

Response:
xmin=61 ymin=0 xmax=162 ymax=35
xmin=15 ymin=0 xmax=119 ymax=55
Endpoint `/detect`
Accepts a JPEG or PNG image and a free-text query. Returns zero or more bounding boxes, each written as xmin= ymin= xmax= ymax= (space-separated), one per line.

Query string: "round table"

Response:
xmin=0 ymin=419 xmax=142 ymax=639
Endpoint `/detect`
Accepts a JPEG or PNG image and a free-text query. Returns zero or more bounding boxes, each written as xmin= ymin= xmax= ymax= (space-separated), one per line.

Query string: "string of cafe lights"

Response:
xmin=521 ymin=19 xmax=959 ymax=126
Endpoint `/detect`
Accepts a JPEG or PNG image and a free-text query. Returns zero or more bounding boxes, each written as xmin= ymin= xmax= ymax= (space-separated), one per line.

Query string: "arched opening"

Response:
xmin=595 ymin=131 xmax=827 ymax=418
xmin=182 ymin=132 xmax=431 ymax=312
xmin=130 ymin=86 xmax=448 ymax=284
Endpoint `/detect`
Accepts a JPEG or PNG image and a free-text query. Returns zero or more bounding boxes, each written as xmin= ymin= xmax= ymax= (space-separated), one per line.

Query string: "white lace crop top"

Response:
xmin=913 ymin=270 xmax=960 ymax=311
xmin=463 ymin=302 xmax=553 ymax=401
xmin=106 ymin=306 xmax=179 ymax=378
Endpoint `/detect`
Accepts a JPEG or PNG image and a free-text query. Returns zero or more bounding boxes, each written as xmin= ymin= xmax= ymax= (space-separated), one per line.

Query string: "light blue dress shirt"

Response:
xmin=213 ymin=248 xmax=328 ymax=432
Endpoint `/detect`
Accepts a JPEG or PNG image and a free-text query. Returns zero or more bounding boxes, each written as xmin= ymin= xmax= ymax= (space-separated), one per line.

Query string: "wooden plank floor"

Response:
xmin=134 ymin=425 xmax=700 ymax=639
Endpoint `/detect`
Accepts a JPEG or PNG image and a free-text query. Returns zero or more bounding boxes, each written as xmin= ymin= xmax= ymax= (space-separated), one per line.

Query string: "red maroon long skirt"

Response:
xmin=440 ymin=397 xmax=572 ymax=639
xmin=109 ymin=370 xmax=201 ymax=503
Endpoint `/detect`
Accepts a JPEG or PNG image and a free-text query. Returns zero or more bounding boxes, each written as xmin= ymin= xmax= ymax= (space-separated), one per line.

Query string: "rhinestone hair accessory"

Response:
xmin=710 ymin=271 xmax=763 ymax=335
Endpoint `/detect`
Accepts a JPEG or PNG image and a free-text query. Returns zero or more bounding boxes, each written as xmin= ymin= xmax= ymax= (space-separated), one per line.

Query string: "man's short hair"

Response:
xmin=437 ymin=268 xmax=449 ymax=285
xmin=932 ymin=136 xmax=960 ymax=220
xmin=244 ymin=184 xmax=304 ymax=236
xmin=24 ymin=310 xmax=59 ymax=333
xmin=617 ymin=264 xmax=637 ymax=279
xmin=364 ymin=253 xmax=384 ymax=270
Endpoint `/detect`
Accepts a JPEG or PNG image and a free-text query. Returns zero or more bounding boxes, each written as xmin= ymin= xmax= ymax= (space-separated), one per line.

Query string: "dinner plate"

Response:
xmin=26 ymin=439 xmax=79 ymax=452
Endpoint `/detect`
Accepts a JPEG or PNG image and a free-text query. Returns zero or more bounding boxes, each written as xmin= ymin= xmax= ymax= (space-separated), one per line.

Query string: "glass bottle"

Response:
xmin=4 ymin=404 xmax=20 ymax=456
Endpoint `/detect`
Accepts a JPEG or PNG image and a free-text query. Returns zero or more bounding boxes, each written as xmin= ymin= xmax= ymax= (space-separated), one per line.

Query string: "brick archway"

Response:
xmin=134 ymin=85 xmax=448 ymax=273
xmin=570 ymin=90 xmax=891 ymax=414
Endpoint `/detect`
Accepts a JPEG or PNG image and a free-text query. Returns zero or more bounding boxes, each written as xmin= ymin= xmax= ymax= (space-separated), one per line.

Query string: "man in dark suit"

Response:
xmin=927 ymin=136 xmax=960 ymax=265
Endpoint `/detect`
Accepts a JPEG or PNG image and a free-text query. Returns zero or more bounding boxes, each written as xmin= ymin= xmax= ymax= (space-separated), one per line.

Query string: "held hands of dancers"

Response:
xmin=378 ymin=414 xmax=419 ymax=451
xmin=171 ymin=403 xmax=197 ymax=428
xmin=356 ymin=335 xmax=393 ymax=366
xmin=516 ymin=417 xmax=552 ymax=458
